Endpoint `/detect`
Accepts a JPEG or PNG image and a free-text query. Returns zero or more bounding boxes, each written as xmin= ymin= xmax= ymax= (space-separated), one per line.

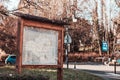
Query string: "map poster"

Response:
xmin=22 ymin=26 xmax=58 ymax=65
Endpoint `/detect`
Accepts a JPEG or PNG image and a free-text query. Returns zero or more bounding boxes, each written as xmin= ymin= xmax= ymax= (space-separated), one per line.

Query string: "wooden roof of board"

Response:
xmin=14 ymin=12 xmax=69 ymax=26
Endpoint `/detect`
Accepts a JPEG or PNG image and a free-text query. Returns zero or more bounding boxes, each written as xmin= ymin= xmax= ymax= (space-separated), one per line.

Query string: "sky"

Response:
xmin=76 ymin=0 xmax=120 ymax=20
xmin=3 ymin=0 xmax=20 ymax=11
xmin=75 ymin=0 xmax=120 ymax=30
xmin=2 ymin=0 xmax=120 ymax=22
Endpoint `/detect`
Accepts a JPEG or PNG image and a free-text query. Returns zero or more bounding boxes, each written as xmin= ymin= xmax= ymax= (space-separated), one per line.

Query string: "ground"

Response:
xmin=0 ymin=62 xmax=119 ymax=80
xmin=63 ymin=62 xmax=120 ymax=80
xmin=0 ymin=65 xmax=103 ymax=80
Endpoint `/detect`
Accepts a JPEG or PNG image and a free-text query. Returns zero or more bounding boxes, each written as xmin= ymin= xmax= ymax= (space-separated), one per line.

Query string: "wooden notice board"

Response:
xmin=16 ymin=12 xmax=66 ymax=80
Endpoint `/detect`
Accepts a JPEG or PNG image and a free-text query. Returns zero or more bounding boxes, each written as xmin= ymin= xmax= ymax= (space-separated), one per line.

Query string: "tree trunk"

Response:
xmin=92 ymin=0 xmax=102 ymax=56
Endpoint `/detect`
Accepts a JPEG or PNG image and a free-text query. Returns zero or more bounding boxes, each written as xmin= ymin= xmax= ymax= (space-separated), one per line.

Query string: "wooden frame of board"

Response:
xmin=16 ymin=13 xmax=66 ymax=80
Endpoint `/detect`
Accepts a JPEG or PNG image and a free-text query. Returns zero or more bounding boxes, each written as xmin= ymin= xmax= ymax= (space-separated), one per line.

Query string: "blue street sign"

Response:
xmin=64 ymin=33 xmax=72 ymax=44
xmin=64 ymin=28 xmax=72 ymax=44
xmin=102 ymin=41 xmax=108 ymax=52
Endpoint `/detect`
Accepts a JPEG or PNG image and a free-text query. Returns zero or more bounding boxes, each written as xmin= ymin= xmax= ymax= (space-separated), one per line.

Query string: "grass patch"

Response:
xmin=0 ymin=66 xmax=104 ymax=80
xmin=63 ymin=69 xmax=103 ymax=80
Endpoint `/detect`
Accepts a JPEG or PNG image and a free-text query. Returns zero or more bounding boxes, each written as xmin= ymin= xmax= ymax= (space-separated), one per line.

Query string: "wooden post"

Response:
xmin=57 ymin=68 xmax=63 ymax=80
xmin=16 ymin=19 xmax=22 ymax=74
xmin=16 ymin=19 xmax=20 ymax=73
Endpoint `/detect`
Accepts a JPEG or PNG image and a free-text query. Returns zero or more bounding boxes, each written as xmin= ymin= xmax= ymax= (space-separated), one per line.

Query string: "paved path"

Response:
xmin=63 ymin=62 xmax=120 ymax=80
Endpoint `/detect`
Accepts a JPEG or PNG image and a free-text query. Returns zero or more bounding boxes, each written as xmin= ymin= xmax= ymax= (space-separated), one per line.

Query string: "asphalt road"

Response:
xmin=63 ymin=62 xmax=120 ymax=80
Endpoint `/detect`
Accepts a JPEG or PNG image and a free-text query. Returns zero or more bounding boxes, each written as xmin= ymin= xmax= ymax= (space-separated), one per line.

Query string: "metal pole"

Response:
xmin=64 ymin=27 xmax=71 ymax=69
xmin=114 ymin=62 xmax=116 ymax=74
xmin=65 ymin=44 xmax=69 ymax=69
xmin=74 ymin=61 xmax=76 ymax=69
xmin=66 ymin=44 xmax=69 ymax=69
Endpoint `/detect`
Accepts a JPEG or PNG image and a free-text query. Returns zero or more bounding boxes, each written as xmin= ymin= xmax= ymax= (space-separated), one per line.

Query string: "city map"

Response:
xmin=22 ymin=26 xmax=58 ymax=65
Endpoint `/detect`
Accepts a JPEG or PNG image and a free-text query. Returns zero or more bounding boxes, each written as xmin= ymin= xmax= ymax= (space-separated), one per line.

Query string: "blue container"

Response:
xmin=117 ymin=59 xmax=120 ymax=64
xmin=102 ymin=41 xmax=108 ymax=52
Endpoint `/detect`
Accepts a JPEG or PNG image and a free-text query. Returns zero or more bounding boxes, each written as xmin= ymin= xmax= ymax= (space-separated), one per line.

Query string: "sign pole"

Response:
xmin=64 ymin=27 xmax=72 ymax=69
xmin=114 ymin=62 xmax=117 ymax=74
xmin=66 ymin=44 xmax=69 ymax=69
